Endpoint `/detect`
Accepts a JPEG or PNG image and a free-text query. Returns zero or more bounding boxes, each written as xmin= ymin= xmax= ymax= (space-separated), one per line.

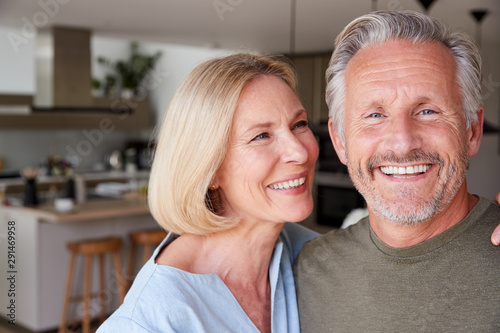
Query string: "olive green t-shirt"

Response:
xmin=294 ymin=197 xmax=500 ymax=332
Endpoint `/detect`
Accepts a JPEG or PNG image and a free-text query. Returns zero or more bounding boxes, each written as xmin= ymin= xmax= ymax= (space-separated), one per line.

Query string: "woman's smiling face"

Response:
xmin=214 ymin=75 xmax=319 ymax=226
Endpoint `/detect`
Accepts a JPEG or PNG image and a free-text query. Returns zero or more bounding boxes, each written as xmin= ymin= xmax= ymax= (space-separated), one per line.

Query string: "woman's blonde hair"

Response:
xmin=148 ymin=53 xmax=298 ymax=235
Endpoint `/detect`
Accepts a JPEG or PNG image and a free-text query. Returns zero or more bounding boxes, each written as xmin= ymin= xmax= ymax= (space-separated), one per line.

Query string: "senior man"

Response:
xmin=295 ymin=10 xmax=499 ymax=332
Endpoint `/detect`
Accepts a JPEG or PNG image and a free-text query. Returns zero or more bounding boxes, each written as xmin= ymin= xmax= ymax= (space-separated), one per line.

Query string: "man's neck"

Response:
xmin=369 ymin=191 xmax=479 ymax=248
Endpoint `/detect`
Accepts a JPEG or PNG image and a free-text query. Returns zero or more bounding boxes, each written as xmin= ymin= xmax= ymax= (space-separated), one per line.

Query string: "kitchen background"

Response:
xmin=0 ymin=0 xmax=498 ymax=217
xmin=0 ymin=32 xmax=227 ymax=171
xmin=0 ymin=1 xmax=499 ymax=332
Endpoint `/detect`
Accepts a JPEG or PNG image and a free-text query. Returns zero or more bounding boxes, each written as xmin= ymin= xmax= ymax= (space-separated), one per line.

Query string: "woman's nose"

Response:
xmin=281 ymin=133 xmax=309 ymax=164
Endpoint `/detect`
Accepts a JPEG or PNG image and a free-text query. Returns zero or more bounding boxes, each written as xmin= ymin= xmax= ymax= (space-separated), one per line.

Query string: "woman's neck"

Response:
xmin=198 ymin=221 xmax=282 ymax=282
xmin=156 ymin=220 xmax=284 ymax=333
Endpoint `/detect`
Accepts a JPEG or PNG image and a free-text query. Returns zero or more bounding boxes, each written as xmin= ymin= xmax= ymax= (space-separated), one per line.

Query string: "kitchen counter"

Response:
xmin=0 ymin=195 xmax=158 ymax=332
xmin=0 ymin=170 xmax=150 ymax=188
xmin=12 ymin=196 xmax=149 ymax=223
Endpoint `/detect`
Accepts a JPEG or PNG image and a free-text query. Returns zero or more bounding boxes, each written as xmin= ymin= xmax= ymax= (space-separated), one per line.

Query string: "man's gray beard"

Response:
xmin=347 ymin=150 xmax=469 ymax=227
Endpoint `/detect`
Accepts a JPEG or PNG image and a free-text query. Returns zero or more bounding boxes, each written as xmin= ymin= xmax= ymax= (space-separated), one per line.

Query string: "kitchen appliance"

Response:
xmin=125 ymin=140 xmax=152 ymax=170
xmin=107 ymin=150 xmax=124 ymax=171
xmin=316 ymin=184 xmax=365 ymax=228
xmin=35 ymin=26 xmax=92 ymax=109
xmin=33 ymin=26 xmax=131 ymax=115
xmin=311 ymin=124 xmax=347 ymax=173
xmin=312 ymin=124 xmax=365 ymax=227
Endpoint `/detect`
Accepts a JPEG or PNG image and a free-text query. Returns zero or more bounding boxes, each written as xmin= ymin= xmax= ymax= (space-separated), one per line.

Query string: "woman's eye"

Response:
xmin=293 ymin=120 xmax=308 ymax=129
xmin=251 ymin=132 xmax=270 ymax=141
xmin=368 ymin=113 xmax=383 ymax=118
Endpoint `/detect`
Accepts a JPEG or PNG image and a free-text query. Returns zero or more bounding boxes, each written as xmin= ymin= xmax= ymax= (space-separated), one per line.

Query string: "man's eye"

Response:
xmin=420 ymin=109 xmax=435 ymax=115
xmin=368 ymin=113 xmax=383 ymax=118
xmin=252 ymin=133 xmax=270 ymax=141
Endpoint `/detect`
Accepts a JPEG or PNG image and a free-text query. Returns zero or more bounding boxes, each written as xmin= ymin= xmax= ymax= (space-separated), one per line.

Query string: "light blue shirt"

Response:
xmin=97 ymin=223 xmax=319 ymax=332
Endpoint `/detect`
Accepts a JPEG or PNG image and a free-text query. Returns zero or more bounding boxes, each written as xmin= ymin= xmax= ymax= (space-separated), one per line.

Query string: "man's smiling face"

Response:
xmin=330 ymin=39 xmax=479 ymax=226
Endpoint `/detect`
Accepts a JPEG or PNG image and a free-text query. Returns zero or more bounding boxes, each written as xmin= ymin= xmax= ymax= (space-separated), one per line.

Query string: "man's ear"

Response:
xmin=328 ymin=118 xmax=347 ymax=165
xmin=467 ymin=107 xmax=484 ymax=158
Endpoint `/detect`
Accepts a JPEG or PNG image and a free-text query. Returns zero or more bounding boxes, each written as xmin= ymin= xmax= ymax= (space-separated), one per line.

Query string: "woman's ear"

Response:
xmin=467 ymin=107 xmax=484 ymax=158
xmin=210 ymin=177 xmax=220 ymax=191
xmin=328 ymin=118 xmax=347 ymax=165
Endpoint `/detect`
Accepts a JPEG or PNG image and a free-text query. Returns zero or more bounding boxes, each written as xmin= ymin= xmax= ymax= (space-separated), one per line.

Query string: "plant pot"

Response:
xmin=121 ymin=88 xmax=134 ymax=99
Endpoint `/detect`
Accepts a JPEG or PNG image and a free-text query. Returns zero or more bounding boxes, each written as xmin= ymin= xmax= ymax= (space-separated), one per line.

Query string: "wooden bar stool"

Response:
xmin=59 ymin=237 xmax=125 ymax=333
xmin=126 ymin=229 xmax=167 ymax=290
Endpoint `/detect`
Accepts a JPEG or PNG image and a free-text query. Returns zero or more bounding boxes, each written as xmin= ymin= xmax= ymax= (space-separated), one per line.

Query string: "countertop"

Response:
xmin=0 ymin=170 xmax=150 ymax=187
xmin=3 ymin=196 xmax=150 ymax=223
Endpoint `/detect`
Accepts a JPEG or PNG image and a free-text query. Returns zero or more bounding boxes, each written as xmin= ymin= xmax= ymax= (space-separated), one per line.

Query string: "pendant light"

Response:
xmin=471 ymin=9 xmax=489 ymax=49
xmin=289 ymin=0 xmax=296 ymax=55
xmin=470 ymin=9 xmax=499 ymax=134
xmin=416 ymin=0 xmax=436 ymax=14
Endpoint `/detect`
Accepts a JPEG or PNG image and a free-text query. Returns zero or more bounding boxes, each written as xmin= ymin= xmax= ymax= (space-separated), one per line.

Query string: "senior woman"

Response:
xmin=98 ymin=53 xmax=320 ymax=332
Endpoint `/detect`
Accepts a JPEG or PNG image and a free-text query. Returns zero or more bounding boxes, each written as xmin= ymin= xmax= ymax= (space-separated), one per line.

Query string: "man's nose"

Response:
xmin=383 ymin=114 xmax=422 ymax=154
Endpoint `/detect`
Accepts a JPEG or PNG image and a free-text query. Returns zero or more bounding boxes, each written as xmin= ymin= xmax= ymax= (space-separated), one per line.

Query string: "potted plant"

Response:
xmin=91 ymin=78 xmax=102 ymax=97
xmin=97 ymin=42 xmax=162 ymax=98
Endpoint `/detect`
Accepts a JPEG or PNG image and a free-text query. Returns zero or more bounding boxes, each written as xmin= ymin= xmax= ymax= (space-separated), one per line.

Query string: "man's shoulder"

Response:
xmin=297 ymin=217 xmax=370 ymax=260
xmin=464 ymin=198 xmax=500 ymax=249
xmin=483 ymin=198 xmax=500 ymax=218
xmin=466 ymin=197 xmax=500 ymax=236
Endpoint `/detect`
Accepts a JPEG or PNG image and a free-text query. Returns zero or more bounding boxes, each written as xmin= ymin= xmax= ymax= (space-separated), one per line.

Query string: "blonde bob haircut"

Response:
xmin=148 ymin=53 xmax=298 ymax=235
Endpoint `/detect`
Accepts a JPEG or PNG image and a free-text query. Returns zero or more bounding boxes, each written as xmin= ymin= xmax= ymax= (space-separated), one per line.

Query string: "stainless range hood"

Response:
xmin=0 ymin=26 xmax=151 ymax=129
xmin=35 ymin=26 xmax=93 ymax=109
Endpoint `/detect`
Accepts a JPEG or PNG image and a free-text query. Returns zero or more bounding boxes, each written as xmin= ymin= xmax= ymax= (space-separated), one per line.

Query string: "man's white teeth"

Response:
xmin=380 ymin=164 xmax=431 ymax=176
xmin=269 ymin=177 xmax=306 ymax=190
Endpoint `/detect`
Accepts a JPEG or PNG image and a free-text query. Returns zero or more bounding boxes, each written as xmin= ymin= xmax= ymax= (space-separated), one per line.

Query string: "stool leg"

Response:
xmin=126 ymin=242 xmax=137 ymax=291
xmin=59 ymin=253 xmax=76 ymax=333
xmin=82 ymin=255 xmax=92 ymax=333
xmin=98 ymin=253 xmax=106 ymax=324
xmin=112 ymin=251 xmax=125 ymax=303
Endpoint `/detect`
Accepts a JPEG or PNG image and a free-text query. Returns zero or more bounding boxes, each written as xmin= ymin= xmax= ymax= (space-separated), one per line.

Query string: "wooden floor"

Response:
xmin=0 ymin=319 xmax=42 ymax=333
xmin=0 ymin=318 xmax=101 ymax=333
xmin=0 ymin=320 xmax=57 ymax=333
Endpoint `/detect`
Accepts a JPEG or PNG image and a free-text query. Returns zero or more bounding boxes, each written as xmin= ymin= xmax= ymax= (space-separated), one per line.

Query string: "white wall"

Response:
xmin=0 ymin=26 xmax=35 ymax=94
xmin=468 ymin=135 xmax=500 ymax=200
xmin=0 ymin=27 xmax=229 ymax=172
xmin=474 ymin=36 xmax=500 ymax=200
xmin=467 ymin=34 xmax=500 ymax=199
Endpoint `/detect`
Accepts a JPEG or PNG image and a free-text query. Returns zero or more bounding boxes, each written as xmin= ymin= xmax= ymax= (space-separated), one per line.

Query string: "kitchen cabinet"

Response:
xmin=0 ymin=94 xmax=152 ymax=130
xmin=288 ymin=52 xmax=331 ymax=125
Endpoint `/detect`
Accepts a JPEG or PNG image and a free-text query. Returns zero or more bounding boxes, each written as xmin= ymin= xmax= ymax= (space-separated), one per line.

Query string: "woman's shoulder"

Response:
xmin=155 ymin=233 xmax=204 ymax=272
xmin=97 ymin=314 xmax=160 ymax=333
xmin=97 ymin=262 xmax=175 ymax=331
xmin=281 ymin=222 xmax=320 ymax=260
xmin=100 ymin=262 xmax=222 ymax=331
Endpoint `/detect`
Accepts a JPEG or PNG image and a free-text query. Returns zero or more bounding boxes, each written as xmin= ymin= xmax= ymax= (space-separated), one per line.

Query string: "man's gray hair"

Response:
xmin=326 ymin=10 xmax=482 ymax=141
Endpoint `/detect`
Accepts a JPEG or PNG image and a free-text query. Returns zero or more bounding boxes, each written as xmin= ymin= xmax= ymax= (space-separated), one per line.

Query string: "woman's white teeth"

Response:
xmin=269 ymin=177 xmax=305 ymax=190
xmin=380 ymin=164 xmax=431 ymax=176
